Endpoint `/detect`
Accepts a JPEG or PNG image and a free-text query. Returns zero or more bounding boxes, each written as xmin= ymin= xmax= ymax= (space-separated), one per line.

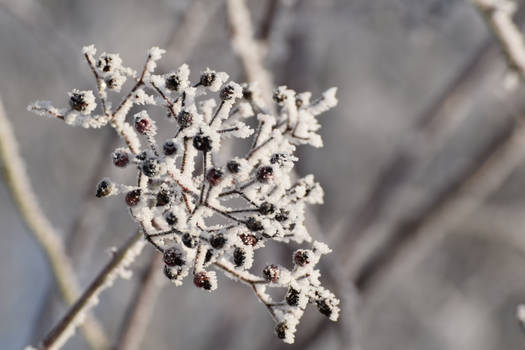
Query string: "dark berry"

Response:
xmin=270 ymin=153 xmax=286 ymax=165
xmin=182 ymin=233 xmax=198 ymax=248
xmin=256 ymin=166 xmax=274 ymax=183
xmin=246 ymin=217 xmax=263 ymax=232
xmin=192 ymin=135 xmax=212 ymax=152
xmin=288 ymin=223 xmax=296 ymax=231
xmin=125 ymin=189 xmax=141 ymax=206
xmin=193 ymin=271 xmax=212 ymax=290
xmin=164 ymin=265 xmax=177 ymax=280
xmin=273 ymin=90 xmax=286 ymax=104
xmin=134 ymin=116 xmax=151 ymax=134
xmin=112 ymin=150 xmax=129 ymax=167
xmin=135 ymin=151 xmax=148 ymax=161
xmin=295 ymin=98 xmax=303 ymax=108
xmin=275 ymin=322 xmax=287 ymax=340
xmin=204 ymin=249 xmax=213 ymax=264
xmin=199 ymin=71 xmax=216 ymax=87
xmin=206 ymin=168 xmax=224 ymax=186
xmin=97 ymin=55 xmax=113 ymax=72
xmin=316 ymin=299 xmax=333 ymax=317
xmin=142 ymin=158 xmax=160 ymax=177
xmin=275 ymin=209 xmax=289 ymax=222
xmin=69 ymin=92 xmax=88 ymax=112
xmin=220 ymin=85 xmax=235 ymax=100
xmin=106 ymin=77 xmax=117 ymax=89
xmin=286 ymin=287 xmax=300 ymax=306
xmin=262 ymin=264 xmax=280 ymax=283
xmin=163 ymin=140 xmax=177 ymax=156
xmin=233 ymin=247 xmax=246 ymax=267
xmin=165 ymin=212 xmax=178 ymax=226
xmin=177 ymin=110 xmax=193 ymax=128
xmin=163 ymin=248 xmax=185 ymax=267
xmin=165 ymin=74 xmax=181 ymax=91
xmin=226 ymin=160 xmax=241 ymax=174
xmin=96 ymin=179 xmax=112 ymax=198
xmin=210 ymin=233 xmax=226 ymax=249
xmin=242 ymin=86 xmax=253 ymax=100
xmin=239 ymin=234 xmax=258 ymax=246
xmin=156 ymin=189 xmax=171 ymax=206
xmin=258 ymin=202 xmax=275 ymax=215
xmin=294 ymin=250 xmax=310 ymax=267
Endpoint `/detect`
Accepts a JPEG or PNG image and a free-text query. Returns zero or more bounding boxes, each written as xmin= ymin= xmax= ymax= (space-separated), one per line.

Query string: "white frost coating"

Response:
xmin=27 ymin=45 xmax=340 ymax=345
xmin=82 ymin=44 xmax=96 ymax=56
xmin=68 ymin=89 xmax=97 ymax=115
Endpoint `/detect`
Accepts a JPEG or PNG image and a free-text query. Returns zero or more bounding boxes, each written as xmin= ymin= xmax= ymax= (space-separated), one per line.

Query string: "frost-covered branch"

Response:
xmin=28 ymin=45 xmax=339 ymax=345
xmin=37 ymin=231 xmax=145 ymax=350
xmin=0 ymin=99 xmax=109 ymax=350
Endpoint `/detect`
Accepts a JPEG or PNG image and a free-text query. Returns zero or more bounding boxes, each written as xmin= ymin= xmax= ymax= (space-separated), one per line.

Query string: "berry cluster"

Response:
xmin=28 ymin=45 xmax=340 ymax=343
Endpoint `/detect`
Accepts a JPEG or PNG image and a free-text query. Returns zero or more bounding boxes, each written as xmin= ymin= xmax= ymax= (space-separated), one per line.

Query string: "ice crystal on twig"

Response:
xmin=28 ymin=45 xmax=340 ymax=344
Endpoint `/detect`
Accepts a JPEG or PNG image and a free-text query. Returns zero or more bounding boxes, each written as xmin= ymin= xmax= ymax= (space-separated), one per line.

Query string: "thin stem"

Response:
xmin=0 ymin=99 xmax=109 ymax=350
xmin=39 ymin=230 xmax=145 ymax=350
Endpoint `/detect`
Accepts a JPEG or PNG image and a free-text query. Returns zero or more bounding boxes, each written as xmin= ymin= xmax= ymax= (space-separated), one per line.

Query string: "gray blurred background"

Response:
xmin=2 ymin=0 xmax=525 ymax=349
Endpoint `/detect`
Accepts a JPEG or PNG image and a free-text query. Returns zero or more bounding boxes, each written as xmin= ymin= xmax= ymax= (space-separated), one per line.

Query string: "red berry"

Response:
xmin=135 ymin=116 xmax=151 ymax=134
xmin=262 ymin=264 xmax=279 ymax=283
xmin=125 ymin=189 xmax=141 ymax=206
xmin=206 ymin=168 xmax=224 ymax=186
xmin=163 ymin=248 xmax=185 ymax=267
xmin=193 ymin=271 xmax=212 ymax=290
xmin=112 ymin=150 xmax=129 ymax=167
xmin=256 ymin=166 xmax=274 ymax=183
xmin=240 ymin=234 xmax=258 ymax=246
xmin=293 ymin=250 xmax=310 ymax=267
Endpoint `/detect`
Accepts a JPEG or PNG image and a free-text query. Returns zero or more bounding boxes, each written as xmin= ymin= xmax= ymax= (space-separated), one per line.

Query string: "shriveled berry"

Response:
xmin=135 ymin=151 xmax=148 ymax=161
xmin=275 ymin=209 xmax=289 ymax=222
xmin=163 ymin=140 xmax=177 ymax=156
xmin=156 ymin=189 xmax=171 ymax=206
xmin=295 ymin=98 xmax=304 ymax=108
xmin=96 ymin=179 xmax=112 ymax=198
xmin=220 ymin=84 xmax=236 ymax=100
xmin=286 ymin=287 xmax=300 ymax=306
xmin=177 ymin=110 xmax=193 ymax=128
xmin=182 ymin=233 xmax=198 ymax=248
xmin=163 ymin=248 xmax=185 ymax=267
xmin=112 ymin=150 xmax=129 ymax=167
xmin=199 ymin=71 xmax=216 ymax=87
xmin=242 ymin=86 xmax=253 ymax=100
xmin=258 ymin=202 xmax=275 ymax=215
xmin=262 ymin=264 xmax=280 ymax=283
xmin=193 ymin=135 xmax=212 ymax=152
xmin=165 ymin=212 xmax=178 ymax=226
xmin=316 ymin=299 xmax=333 ymax=317
xmin=125 ymin=189 xmax=141 ymax=206
xmin=240 ymin=234 xmax=258 ymax=246
xmin=246 ymin=217 xmax=263 ymax=232
xmin=270 ymin=153 xmax=286 ymax=165
xmin=69 ymin=92 xmax=88 ymax=112
xmin=206 ymin=168 xmax=223 ymax=186
xmin=164 ymin=265 xmax=177 ymax=280
xmin=233 ymin=247 xmax=246 ymax=267
xmin=226 ymin=160 xmax=241 ymax=173
xmin=275 ymin=322 xmax=287 ymax=340
xmin=193 ymin=271 xmax=212 ymax=290
xmin=165 ymin=74 xmax=181 ymax=91
xmin=142 ymin=158 xmax=160 ymax=177
xmin=294 ymin=250 xmax=310 ymax=267
xmin=210 ymin=233 xmax=226 ymax=249
xmin=273 ymin=89 xmax=286 ymax=104
xmin=256 ymin=166 xmax=274 ymax=183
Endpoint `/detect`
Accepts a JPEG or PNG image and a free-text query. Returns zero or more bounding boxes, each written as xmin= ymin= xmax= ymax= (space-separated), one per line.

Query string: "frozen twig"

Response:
xmin=0 ymin=99 xmax=109 ymax=350
xmin=38 ymin=231 xmax=145 ymax=350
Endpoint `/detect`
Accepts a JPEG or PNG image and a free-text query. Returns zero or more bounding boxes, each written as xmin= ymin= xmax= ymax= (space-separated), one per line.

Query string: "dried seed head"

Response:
xmin=69 ymin=90 xmax=95 ymax=114
xmin=199 ymin=71 xmax=216 ymax=87
xmin=156 ymin=188 xmax=172 ymax=206
xmin=233 ymin=247 xmax=246 ymax=267
xmin=286 ymin=287 xmax=300 ymax=306
xmin=316 ymin=299 xmax=333 ymax=318
xmin=165 ymin=74 xmax=181 ymax=91
xmin=275 ymin=322 xmax=288 ymax=340
xmin=246 ymin=217 xmax=263 ymax=232
xmin=125 ymin=189 xmax=141 ymax=206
